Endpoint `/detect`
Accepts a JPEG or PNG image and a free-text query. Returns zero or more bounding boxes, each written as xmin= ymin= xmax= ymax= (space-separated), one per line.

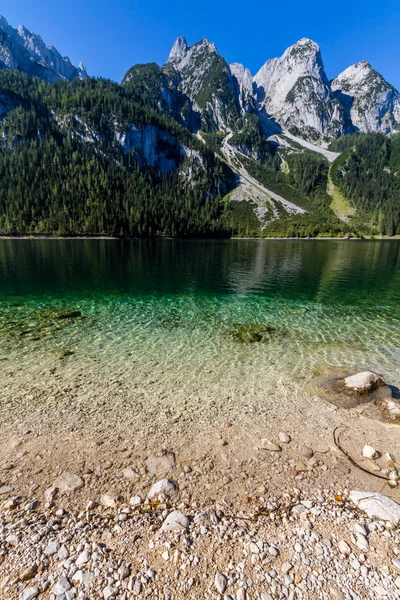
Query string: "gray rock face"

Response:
xmin=0 ymin=15 xmax=87 ymax=83
xmin=254 ymin=38 xmax=345 ymax=140
xmin=230 ymin=62 xmax=256 ymax=115
xmin=331 ymin=61 xmax=400 ymax=133
xmin=350 ymin=491 xmax=400 ymax=524
xmin=167 ymin=36 xmax=188 ymax=64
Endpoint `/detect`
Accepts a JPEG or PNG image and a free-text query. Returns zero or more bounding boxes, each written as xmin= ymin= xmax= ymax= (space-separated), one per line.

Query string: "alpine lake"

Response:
xmin=1 ymin=238 xmax=400 ymax=398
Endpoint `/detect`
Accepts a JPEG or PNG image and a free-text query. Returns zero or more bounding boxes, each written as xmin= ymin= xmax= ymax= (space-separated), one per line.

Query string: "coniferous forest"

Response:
xmin=0 ymin=69 xmax=399 ymax=238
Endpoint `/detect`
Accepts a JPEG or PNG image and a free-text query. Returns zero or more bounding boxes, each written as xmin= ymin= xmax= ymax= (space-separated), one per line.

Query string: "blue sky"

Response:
xmin=2 ymin=0 xmax=400 ymax=88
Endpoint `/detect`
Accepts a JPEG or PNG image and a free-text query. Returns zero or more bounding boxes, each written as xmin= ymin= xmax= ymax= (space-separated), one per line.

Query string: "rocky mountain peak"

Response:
xmin=167 ymin=36 xmax=188 ymax=63
xmin=0 ymin=15 xmax=87 ymax=83
xmin=332 ymin=61 xmax=400 ymax=133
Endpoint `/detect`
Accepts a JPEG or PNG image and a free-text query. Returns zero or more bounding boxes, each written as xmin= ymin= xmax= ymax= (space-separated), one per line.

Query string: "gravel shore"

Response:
xmin=1 ymin=485 xmax=400 ymax=600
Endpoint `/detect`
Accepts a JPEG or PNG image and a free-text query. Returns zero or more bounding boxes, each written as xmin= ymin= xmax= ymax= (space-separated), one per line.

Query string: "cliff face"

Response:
xmin=331 ymin=61 xmax=400 ymax=134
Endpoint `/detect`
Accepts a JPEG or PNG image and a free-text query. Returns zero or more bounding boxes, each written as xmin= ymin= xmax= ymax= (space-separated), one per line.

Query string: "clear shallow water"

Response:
xmin=1 ymin=239 xmax=400 ymax=389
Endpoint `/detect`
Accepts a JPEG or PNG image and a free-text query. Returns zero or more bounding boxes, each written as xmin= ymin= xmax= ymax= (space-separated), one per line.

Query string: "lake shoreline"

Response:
xmin=1 ymin=235 xmax=400 ymax=241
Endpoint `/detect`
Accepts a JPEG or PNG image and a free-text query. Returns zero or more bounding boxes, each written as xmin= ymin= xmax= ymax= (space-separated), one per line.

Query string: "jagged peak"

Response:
xmin=167 ymin=36 xmax=188 ymax=63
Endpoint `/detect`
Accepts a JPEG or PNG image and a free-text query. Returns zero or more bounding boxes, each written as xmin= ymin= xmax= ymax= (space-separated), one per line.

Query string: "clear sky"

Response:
xmin=2 ymin=0 xmax=400 ymax=89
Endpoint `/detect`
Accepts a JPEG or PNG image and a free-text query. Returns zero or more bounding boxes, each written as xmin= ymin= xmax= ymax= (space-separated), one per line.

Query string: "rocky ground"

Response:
xmin=1 ymin=361 xmax=400 ymax=599
xmin=1 ymin=481 xmax=400 ymax=600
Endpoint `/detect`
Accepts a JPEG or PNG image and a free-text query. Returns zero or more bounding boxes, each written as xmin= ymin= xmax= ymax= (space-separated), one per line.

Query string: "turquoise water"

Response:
xmin=1 ymin=239 xmax=400 ymax=390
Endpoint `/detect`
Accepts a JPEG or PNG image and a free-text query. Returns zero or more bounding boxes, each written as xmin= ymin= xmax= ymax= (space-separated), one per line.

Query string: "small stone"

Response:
xmin=281 ymin=562 xmax=292 ymax=574
xmin=43 ymin=486 xmax=57 ymax=502
xmin=76 ymin=550 xmax=91 ymax=566
xmin=300 ymin=446 xmax=314 ymax=460
xmin=121 ymin=467 xmax=138 ymax=481
xmin=162 ymin=551 xmax=169 ymax=561
xmin=278 ymin=432 xmax=291 ymax=444
xmin=146 ymin=450 xmax=176 ymax=475
xmin=44 ymin=540 xmax=60 ymax=556
xmin=0 ymin=485 xmax=12 ymax=495
xmin=100 ymin=490 xmax=121 ymax=507
xmin=148 ymin=479 xmax=178 ymax=499
xmin=20 ymin=564 xmax=38 ymax=582
xmin=53 ymin=472 xmax=83 ymax=493
xmin=130 ymin=495 xmax=142 ymax=505
xmin=362 ymin=444 xmax=378 ymax=459
xmin=260 ymin=439 xmax=282 ymax=452
xmin=161 ymin=510 xmax=189 ymax=532
xmin=52 ymin=576 xmax=71 ymax=595
xmin=237 ymin=589 xmax=246 ymax=600
xmin=392 ymin=558 xmax=400 ymax=571
xmin=133 ymin=581 xmax=142 ymax=596
xmin=355 ymin=533 xmax=369 ymax=552
xmin=338 ymin=540 xmax=351 ymax=555
xmin=103 ymin=585 xmax=117 ymax=599
xmin=215 ymin=573 xmax=227 ymax=594
xmin=20 ymin=588 xmax=39 ymax=600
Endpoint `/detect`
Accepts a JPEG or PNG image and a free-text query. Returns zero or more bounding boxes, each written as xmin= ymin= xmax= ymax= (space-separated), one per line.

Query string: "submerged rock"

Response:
xmin=57 ymin=310 xmax=82 ymax=319
xmin=230 ymin=323 xmax=286 ymax=343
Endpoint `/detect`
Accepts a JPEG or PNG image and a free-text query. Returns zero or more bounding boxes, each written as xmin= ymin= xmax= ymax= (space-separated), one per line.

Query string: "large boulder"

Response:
xmin=307 ymin=369 xmax=400 ymax=423
xmin=350 ymin=491 xmax=400 ymax=525
xmin=344 ymin=372 xmax=384 ymax=395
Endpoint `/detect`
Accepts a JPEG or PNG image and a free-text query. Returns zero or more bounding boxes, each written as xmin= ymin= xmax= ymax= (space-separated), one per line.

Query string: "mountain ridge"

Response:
xmin=0 ymin=15 xmax=399 ymax=238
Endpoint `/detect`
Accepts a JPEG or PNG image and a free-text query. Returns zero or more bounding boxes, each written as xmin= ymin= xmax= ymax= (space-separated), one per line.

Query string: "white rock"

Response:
xmin=52 ymin=576 xmax=71 ymax=595
xmin=20 ymin=589 xmax=39 ymax=600
xmin=103 ymin=586 xmax=117 ymax=599
xmin=148 ymin=478 xmax=178 ymax=499
xmin=100 ymin=490 xmax=121 ymax=507
xmin=260 ymin=439 xmax=282 ymax=452
xmin=44 ymin=540 xmax=60 ymax=555
xmin=53 ymin=472 xmax=83 ymax=494
xmin=130 ymin=495 xmax=142 ymax=506
xmin=350 ymin=491 xmax=400 ymax=524
xmin=362 ymin=444 xmax=378 ymax=459
xmin=161 ymin=510 xmax=189 ymax=532
xmin=355 ymin=533 xmax=369 ymax=552
xmin=214 ymin=573 xmax=227 ymax=594
xmin=344 ymin=372 xmax=383 ymax=394
xmin=278 ymin=432 xmax=291 ymax=444
xmin=0 ymin=17 xmax=88 ymax=83
xmin=392 ymin=558 xmax=400 ymax=571
xmin=338 ymin=540 xmax=351 ymax=555
xmin=76 ymin=550 xmax=91 ymax=566
xmin=121 ymin=467 xmax=138 ymax=481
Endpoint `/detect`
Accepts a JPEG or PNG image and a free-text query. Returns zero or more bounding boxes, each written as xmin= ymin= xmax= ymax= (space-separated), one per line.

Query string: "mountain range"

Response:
xmin=0 ymin=15 xmax=399 ymax=238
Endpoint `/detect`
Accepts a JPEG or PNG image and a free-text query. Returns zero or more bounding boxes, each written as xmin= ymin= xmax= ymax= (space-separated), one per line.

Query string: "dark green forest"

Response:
xmin=0 ymin=69 xmax=399 ymax=238
xmin=331 ymin=133 xmax=400 ymax=235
